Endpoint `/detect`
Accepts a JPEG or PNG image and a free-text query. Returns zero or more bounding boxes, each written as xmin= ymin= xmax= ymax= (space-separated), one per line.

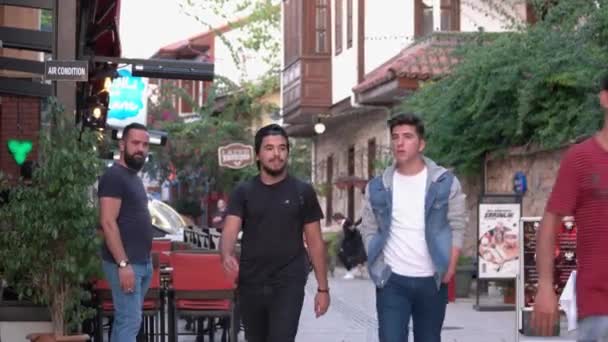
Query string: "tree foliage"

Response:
xmin=178 ymin=0 xmax=281 ymax=82
xmin=146 ymin=81 xmax=311 ymax=201
xmin=401 ymin=1 xmax=608 ymax=175
xmin=0 ymin=98 xmax=103 ymax=335
xmin=144 ymin=0 xmax=310 ymax=211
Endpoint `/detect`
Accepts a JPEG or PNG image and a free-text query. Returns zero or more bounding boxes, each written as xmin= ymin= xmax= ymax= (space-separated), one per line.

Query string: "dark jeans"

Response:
xmin=376 ymin=273 xmax=448 ymax=342
xmin=238 ymin=281 xmax=305 ymax=342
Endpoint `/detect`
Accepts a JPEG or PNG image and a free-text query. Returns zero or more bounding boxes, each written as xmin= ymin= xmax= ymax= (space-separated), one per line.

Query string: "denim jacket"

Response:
xmin=359 ymin=157 xmax=467 ymax=289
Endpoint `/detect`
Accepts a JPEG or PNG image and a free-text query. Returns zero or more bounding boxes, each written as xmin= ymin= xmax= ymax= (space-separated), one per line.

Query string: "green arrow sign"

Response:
xmin=8 ymin=139 xmax=33 ymax=165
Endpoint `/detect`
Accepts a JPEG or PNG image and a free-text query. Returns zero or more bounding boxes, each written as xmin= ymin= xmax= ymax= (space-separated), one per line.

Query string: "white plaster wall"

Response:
xmin=332 ymin=0 xmax=359 ymax=104
xmin=364 ymin=0 xmax=415 ymax=74
xmin=460 ymin=0 xmax=525 ymax=32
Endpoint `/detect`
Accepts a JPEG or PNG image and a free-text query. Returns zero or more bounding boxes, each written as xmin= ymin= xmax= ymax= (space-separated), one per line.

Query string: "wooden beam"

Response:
xmin=0 ymin=27 xmax=52 ymax=52
xmin=0 ymin=57 xmax=45 ymax=74
xmin=398 ymin=77 xmax=420 ymax=90
xmin=357 ymin=0 xmax=365 ymax=83
xmin=0 ymin=78 xmax=53 ymax=98
xmin=0 ymin=0 xmax=53 ymax=10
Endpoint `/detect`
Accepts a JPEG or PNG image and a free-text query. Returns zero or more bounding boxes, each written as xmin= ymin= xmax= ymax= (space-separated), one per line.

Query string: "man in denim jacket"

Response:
xmin=360 ymin=113 xmax=467 ymax=342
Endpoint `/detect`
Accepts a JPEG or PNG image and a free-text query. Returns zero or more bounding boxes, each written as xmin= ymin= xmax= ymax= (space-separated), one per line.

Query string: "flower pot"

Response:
xmin=26 ymin=333 xmax=90 ymax=342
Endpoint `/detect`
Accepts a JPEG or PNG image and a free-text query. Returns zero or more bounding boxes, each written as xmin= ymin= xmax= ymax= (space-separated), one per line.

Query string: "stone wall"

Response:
xmin=459 ymin=174 xmax=482 ymax=257
xmin=485 ymin=147 xmax=566 ymax=217
xmin=455 ymin=146 xmax=567 ymax=257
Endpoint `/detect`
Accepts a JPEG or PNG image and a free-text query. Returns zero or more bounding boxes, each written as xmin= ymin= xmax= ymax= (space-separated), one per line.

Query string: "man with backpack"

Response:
xmin=220 ymin=124 xmax=330 ymax=342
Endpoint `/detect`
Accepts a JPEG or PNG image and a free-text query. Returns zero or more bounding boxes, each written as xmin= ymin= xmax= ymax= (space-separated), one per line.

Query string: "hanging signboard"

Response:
xmin=218 ymin=143 xmax=254 ymax=169
xmin=44 ymin=60 xmax=88 ymax=82
xmin=107 ymin=68 xmax=148 ymax=128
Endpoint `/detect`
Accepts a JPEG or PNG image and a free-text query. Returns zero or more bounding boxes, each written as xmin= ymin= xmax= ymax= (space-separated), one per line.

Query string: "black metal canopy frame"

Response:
xmin=0 ymin=0 xmax=214 ymax=102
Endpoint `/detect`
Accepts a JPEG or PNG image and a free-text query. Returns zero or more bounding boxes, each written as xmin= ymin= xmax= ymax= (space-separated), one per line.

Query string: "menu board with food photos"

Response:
xmin=478 ymin=203 xmax=521 ymax=279
xmin=520 ymin=217 xmax=577 ymax=309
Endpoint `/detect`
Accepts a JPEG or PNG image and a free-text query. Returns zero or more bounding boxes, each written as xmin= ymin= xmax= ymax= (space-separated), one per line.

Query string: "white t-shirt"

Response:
xmin=383 ymin=167 xmax=435 ymax=277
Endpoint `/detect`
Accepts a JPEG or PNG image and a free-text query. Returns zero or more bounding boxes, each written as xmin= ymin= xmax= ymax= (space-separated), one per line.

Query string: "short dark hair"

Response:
xmin=387 ymin=112 xmax=425 ymax=139
xmin=601 ymin=74 xmax=608 ymax=92
xmin=122 ymin=123 xmax=148 ymax=140
xmin=254 ymin=124 xmax=290 ymax=154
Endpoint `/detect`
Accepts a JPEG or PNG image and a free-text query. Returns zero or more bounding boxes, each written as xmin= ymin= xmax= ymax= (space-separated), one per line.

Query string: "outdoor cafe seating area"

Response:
xmin=92 ymin=229 xmax=238 ymax=342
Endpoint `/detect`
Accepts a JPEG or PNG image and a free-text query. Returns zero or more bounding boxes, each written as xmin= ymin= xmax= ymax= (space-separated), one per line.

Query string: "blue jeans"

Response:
xmin=376 ymin=273 xmax=448 ymax=342
xmin=578 ymin=316 xmax=608 ymax=342
xmin=102 ymin=259 xmax=152 ymax=342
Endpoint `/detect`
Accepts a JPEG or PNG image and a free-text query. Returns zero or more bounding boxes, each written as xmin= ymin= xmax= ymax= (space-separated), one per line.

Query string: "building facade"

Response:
xmin=280 ymin=0 xmax=534 ymax=228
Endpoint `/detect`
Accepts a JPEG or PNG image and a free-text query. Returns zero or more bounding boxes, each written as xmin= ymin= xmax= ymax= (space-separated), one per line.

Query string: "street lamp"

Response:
xmin=314 ymin=118 xmax=326 ymax=135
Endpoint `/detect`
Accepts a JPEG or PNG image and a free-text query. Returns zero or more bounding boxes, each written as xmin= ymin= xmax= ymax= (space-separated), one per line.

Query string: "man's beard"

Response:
xmin=124 ymin=152 xmax=146 ymax=171
xmin=261 ymin=162 xmax=286 ymax=177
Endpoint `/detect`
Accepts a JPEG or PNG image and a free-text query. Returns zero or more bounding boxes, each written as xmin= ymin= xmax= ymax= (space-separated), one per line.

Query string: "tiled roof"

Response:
xmin=151 ymin=17 xmax=249 ymax=59
xmin=353 ymin=33 xmax=465 ymax=94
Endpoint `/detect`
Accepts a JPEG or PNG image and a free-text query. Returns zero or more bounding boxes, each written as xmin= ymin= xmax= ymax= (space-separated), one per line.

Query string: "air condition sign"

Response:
xmin=44 ymin=60 xmax=88 ymax=82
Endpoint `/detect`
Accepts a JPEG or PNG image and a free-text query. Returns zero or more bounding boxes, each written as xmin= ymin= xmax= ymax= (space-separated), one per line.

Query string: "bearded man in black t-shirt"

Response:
xmin=220 ymin=124 xmax=330 ymax=342
xmin=98 ymin=123 xmax=153 ymax=342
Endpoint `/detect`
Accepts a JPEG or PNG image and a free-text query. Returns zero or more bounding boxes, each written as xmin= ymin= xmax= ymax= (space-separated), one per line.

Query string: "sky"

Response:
xmin=118 ymin=0 xmax=223 ymax=58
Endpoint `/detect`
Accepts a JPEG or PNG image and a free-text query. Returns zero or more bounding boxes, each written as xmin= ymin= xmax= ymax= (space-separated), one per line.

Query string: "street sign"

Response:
xmin=44 ymin=60 xmax=88 ymax=81
xmin=218 ymin=143 xmax=255 ymax=169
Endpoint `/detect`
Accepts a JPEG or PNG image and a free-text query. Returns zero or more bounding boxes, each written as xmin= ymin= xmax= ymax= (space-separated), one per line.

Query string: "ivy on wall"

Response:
xmin=400 ymin=0 xmax=608 ymax=175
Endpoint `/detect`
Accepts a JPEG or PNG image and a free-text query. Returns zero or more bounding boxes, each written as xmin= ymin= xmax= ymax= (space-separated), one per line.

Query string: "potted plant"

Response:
xmin=455 ymin=255 xmax=475 ymax=298
xmin=0 ymin=100 xmax=103 ymax=341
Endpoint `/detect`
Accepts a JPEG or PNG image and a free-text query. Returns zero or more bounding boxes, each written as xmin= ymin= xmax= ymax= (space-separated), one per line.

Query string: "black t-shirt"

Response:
xmin=98 ymin=163 xmax=153 ymax=264
xmin=227 ymin=175 xmax=323 ymax=286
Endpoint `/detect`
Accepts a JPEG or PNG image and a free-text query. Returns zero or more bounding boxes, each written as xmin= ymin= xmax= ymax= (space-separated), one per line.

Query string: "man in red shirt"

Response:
xmin=533 ymin=76 xmax=608 ymax=341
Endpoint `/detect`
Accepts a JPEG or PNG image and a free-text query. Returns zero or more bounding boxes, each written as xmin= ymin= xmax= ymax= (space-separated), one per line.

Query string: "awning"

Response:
xmin=90 ymin=0 xmax=122 ymax=57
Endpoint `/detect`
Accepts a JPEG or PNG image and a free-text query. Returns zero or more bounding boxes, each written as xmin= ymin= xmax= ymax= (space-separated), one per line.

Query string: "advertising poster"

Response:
xmin=478 ymin=203 xmax=521 ymax=279
xmin=521 ymin=217 xmax=577 ymax=309
xmin=107 ymin=68 xmax=148 ymax=128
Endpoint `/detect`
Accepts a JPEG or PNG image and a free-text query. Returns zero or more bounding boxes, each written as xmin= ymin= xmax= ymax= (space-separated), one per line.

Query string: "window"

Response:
xmin=347 ymin=146 xmax=355 ymax=220
xmin=326 ymin=155 xmax=334 ymax=224
xmin=316 ymin=0 xmax=330 ymax=54
xmin=440 ymin=0 xmax=460 ymax=31
xmin=180 ymin=80 xmax=193 ymax=114
xmin=283 ymin=0 xmax=301 ymax=65
xmin=347 ymin=0 xmax=353 ymax=48
xmin=335 ymin=0 xmax=343 ymax=55
xmin=415 ymin=0 xmax=434 ymax=38
xmin=367 ymin=138 xmax=376 ymax=178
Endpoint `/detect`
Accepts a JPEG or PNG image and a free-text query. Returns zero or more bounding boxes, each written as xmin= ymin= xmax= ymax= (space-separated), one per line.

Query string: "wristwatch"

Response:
xmin=317 ymin=287 xmax=329 ymax=293
xmin=118 ymin=260 xmax=129 ymax=268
